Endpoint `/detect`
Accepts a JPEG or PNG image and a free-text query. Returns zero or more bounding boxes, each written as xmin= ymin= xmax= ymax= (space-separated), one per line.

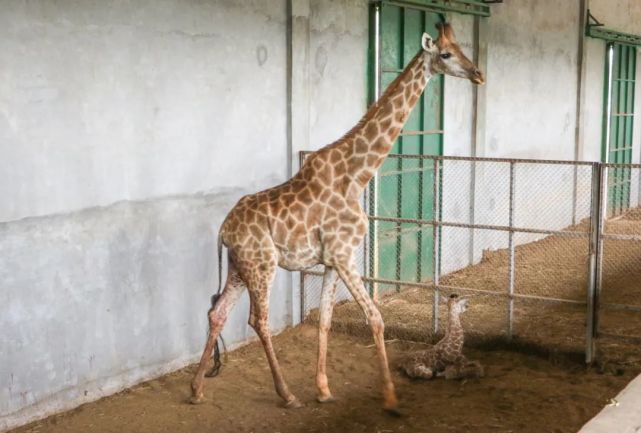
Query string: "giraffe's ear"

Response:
xmin=421 ymin=32 xmax=435 ymax=51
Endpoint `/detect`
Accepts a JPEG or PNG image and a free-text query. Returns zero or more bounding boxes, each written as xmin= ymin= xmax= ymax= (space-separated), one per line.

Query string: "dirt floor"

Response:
xmin=11 ymin=324 xmax=635 ymax=433
xmin=311 ymin=206 xmax=641 ymax=365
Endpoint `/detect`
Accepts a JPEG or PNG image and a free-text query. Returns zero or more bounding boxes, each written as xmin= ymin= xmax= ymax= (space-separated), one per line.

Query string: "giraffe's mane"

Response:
xmin=333 ymin=49 xmax=425 ymax=145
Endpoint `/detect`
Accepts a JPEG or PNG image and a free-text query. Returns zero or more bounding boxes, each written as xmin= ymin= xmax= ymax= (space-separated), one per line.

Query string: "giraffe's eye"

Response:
xmin=440 ymin=53 xmax=452 ymax=59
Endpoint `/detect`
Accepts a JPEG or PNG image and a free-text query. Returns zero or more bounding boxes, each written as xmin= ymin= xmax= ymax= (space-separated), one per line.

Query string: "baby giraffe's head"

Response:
xmin=446 ymin=294 xmax=469 ymax=315
xmin=421 ymin=22 xmax=485 ymax=85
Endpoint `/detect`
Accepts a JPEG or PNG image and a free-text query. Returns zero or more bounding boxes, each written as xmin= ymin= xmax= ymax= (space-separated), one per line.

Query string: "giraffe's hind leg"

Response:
xmin=246 ymin=262 xmax=302 ymax=409
xmin=190 ymin=262 xmax=246 ymax=404
xmin=316 ymin=267 xmax=338 ymax=403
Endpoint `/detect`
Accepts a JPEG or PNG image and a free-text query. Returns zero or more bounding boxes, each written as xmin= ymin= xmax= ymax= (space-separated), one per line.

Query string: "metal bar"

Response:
xmin=603 ymin=162 xmax=641 ymax=168
xmin=374 ymin=223 xmax=641 ymax=242
xmin=597 ymin=332 xmax=641 ymax=344
xmin=375 ymin=160 xmax=641 ymax=178
xmin=394 ymin=6 xmax=405 ymax=293
xmin=507 ymin=162 xmax=516 ymax=338
xmin=416 ymin=10 xmax=426 ymax=285
xmin=432 ymin=159 xmax=441 ymax=335
xmin=300 ymin=272 xmax=307 ymax=321
xmin=369 ymin=215 xmax=591 ymax=238
xmin=380 ymin=166 xmax=434 ymax=177
xmin=586 ymin=163 xmax=602 ymax=363
xmin=593 ymin=165 xmax=608 ymax=356
xmin=600 ymin=303 xmax=641 ymax=313
xmin=587 ymin=25 xmax=641 ymax=47
xmin=571 ymin=165 xmax=579 ymax=226
xmin=399 ymin=129 xmax=444 ymax=136
xmin=298 ymin=150 xmax=307 ymax=323
xmin=299 ymin=150 xmax=600 ymax=167
xmin=601 ymin=233 xmax=641 ymax=241
xmin=299 ymin=270 xmax=588 ymax=306
xmin=468 ymin=159 xmax=477 ymax=267
xmin=370 ymin=1 xmax=382 ymax=300
xmin=385 ymin=0 xmax=491 ymax=17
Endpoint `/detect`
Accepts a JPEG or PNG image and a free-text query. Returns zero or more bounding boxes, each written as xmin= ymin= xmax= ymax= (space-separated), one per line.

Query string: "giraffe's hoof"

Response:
xmin=284 ymin=397 xmax=304 ymax=409
xmin=384 ymin=406 xmax=403 ymax=418
xmin=316 ymin=394 xmax=337 ymax=404
xmin=189 ymin=394 xmax=206 ymax=405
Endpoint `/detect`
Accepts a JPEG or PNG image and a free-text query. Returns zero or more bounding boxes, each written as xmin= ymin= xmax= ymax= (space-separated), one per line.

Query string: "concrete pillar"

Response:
xmin=287 ymin=0 xmax=311 ymax=325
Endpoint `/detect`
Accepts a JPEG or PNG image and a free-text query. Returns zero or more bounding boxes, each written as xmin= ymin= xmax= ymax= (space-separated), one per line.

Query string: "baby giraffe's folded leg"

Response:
xmin=442 ymin=360 xmax=484 ymax=380
xmin=403 ymin=363 xmax=434 ymax=379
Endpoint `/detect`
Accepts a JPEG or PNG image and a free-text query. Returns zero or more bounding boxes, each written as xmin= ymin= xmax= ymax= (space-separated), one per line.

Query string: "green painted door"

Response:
xmin=372 ymin=3 xmax=444 ymax=292
xmin=603 ymin=43 xmax=637 ymax=216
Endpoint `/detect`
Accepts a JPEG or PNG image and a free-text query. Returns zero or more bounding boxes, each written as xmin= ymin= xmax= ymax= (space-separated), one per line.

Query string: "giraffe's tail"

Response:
xmin=206 ymin=227 xmax=226 ymax=378
xmin=216 ymin=231 xmax=224 ymax=295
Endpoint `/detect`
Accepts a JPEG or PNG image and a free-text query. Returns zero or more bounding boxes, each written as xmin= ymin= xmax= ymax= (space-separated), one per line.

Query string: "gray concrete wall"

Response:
xmin=309 ymin=0 xmax=368 ymax=149
xmin=0 ymin=189 xmax=291 ymax=431
xmin=0 ymin=1 xmax=289 ymax=223
xmin=0 ymin=0 xmax=290 ymax=430
xmin=0 ymin=1 xmax=371 ymax=431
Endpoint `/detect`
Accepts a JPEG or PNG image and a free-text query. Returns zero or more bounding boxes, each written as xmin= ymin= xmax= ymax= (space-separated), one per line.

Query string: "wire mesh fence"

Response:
xmin=300 ymin=153 xmax=641 ymax=363
xmin=596 ymin=164 xmax=641 ymax=359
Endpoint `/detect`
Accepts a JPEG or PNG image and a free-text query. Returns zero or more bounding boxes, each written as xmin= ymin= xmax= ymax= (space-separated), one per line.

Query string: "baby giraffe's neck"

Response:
xmin=442 ymin=309 xmax=464 ymax=350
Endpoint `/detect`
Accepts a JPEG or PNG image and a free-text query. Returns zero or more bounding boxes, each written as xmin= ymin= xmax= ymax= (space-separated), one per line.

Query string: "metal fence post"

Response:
xmin=432 ymin=158 xmax=441 ymax=336
xmin=507 ymin=161 xmax=516 ymax=338
xmin=300 ymin=271 xmax=306 ymax=323
xmin=586 ymin=163 xmax=605 ymax=363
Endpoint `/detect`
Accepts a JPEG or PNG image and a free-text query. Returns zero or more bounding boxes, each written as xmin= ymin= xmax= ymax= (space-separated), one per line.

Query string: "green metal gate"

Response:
xmin=603 ymin=42 xmax=637 ymax=216
xmin=369 ymin=3 xmax=444 ymax=294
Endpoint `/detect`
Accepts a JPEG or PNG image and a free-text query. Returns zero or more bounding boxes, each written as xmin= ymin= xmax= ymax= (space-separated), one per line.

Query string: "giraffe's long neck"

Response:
xmin=340 ymin=49 xmax=431 ymax=194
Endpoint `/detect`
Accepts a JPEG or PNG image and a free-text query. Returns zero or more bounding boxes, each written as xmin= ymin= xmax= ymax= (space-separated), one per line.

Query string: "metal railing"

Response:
xmin=299 ymin=152 xmax=641 ymax=363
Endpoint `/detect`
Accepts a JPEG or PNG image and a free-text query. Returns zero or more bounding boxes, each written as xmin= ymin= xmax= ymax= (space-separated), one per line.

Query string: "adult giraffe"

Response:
xmin=191 ymin=23 xmax=484 ymax=413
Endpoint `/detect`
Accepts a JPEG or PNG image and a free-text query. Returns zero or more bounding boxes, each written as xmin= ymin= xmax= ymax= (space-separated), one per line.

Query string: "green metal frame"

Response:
xmin=587 ymin=26 xmax=641 ymax=47
xmin=381 ymin=0 xmax=491 ymax=17
xmin=586 ymin=10 xmax=641 ymax=47
xmin=368 ymin=2 xmax=445 ymax=294
xmin=601 ymin=42 xmax=637 ymax=216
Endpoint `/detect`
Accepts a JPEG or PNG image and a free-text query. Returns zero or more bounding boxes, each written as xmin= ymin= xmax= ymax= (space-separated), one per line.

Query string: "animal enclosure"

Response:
xmin=301 ymin=154 xmax=641 ymax=364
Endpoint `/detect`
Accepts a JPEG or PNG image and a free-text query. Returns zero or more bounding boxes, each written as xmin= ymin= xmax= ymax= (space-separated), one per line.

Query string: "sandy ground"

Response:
xmin=11 ymin=324 xmax=633 ymax=433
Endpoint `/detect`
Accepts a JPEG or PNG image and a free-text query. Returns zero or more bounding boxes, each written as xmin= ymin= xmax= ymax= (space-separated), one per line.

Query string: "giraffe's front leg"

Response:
xmin=334 ymin=256 xmax=399 ymax=414
xmin=316 ymin=267 xmax=338 ymax=403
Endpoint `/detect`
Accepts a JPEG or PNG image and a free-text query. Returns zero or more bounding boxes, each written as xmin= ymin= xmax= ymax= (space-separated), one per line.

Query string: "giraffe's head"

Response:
xmin=446 ymin=294 xmax=469 ymax=315
xmin=421 ymin=23 xmax=485 ymax=85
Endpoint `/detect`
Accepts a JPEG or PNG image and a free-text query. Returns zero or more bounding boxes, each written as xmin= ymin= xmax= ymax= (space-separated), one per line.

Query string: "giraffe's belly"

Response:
xmin=272 ymin=223 xmax=323 ymax=271
xmin=277 ymin=246 xmax=322 ymax=271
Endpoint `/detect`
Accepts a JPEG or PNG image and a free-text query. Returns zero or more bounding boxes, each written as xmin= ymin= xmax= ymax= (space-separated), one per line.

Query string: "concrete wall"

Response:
xmin=0 ymin=0 xmax=369 ymax=431
xmin=0 ymin=189 xmax=290 ymax=431
xmin=0 ymin=1 xmax=289 ymax=223
xmin=0 ymin=1 xmax=290 ymax=429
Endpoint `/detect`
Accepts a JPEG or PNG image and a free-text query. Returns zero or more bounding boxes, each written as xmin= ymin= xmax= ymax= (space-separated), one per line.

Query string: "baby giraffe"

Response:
xmin=400 ymin=294 xmax=483 ymax=380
